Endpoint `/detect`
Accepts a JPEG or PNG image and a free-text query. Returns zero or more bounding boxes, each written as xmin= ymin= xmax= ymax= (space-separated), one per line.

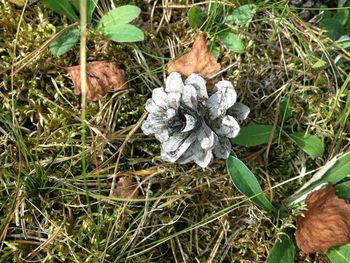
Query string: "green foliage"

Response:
xmin=97 ymin=5 xmax=141 ymax=28
xmin=279 ymin=97 xmax=292 ymax=121
xmin=336 ymin=181 xmax=350 ymax=201
xmin=327 ymin=243 xmax=350 ymax=263
xmin=312 ymin=59 xmax=327 ymax=68
xmin=337 ymin=36 xmax=350 ymax=49
xmin=187 ymin=6 xmax=205 ymax=28
xmin=94 ymin=4 xmax=144 ymax=43
xmin=215 ymin=4 xmax=257 ymax=52
xmin=232 ymin=124 xmax=276 ymax=146
xmin=187 ymin=3 xmax=258 ymax=54
xmin=217 ymin=31 xmax=244 ymax=53
xmin=226 ymin=156 xmax=276 ymax=212
xmin=316 ymin=152 xmax=350 ymax=186
xmin=41 ymin=0 xmax=79 ymax=22
xmin=97 ymin=23 xmax=144 ymax=43
xmin=288 ymin=132 xmax=324 ymax=158
xmin=266 ymin=234 xmax=296 ymax=263
xmin=209 ymin=44 xmax=220 ymax=59
xmin=45 ymin=3 xmax=144 ymax=56
xmin=319 ymin=18 xmax=344 ymax=40
xmin=287 ymin=152 xmax=350 ymax=206
xmin=233 ymin=98 xmax=324 ymax=158
xmin=318 ymin=8 xmax=350 ymax=40
xmin=49 ymin=27 xmax=80 ymax=56
xmin=226 ymin=4 xmax=257 ymax=25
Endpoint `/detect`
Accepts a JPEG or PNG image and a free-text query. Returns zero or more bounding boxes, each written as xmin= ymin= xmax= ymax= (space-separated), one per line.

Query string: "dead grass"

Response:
xmin=0 ymin=0 xmax=349 ymax=262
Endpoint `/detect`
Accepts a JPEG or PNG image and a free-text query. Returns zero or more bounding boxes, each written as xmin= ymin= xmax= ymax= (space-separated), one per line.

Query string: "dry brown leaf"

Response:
xmin=66 ymin=61 xmax=127 ymax=101
xmin=112 ymin=177 xmax=139 ymax=198
xmin=296 ymin=184 xmax=350 ymax=253
xmin=167 ymin=34 xmax=221 ymax=78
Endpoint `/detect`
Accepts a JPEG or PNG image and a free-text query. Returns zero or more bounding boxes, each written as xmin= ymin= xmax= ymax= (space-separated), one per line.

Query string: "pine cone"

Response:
xmin=141 ymin=72 xmax=250 ymax=168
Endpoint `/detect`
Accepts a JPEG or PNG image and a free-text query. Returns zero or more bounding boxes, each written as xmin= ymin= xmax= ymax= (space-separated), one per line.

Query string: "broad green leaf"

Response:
xmin=101 ymin=23 xmax=144 ymax=43
xmin=218 ymin=31 xmax=244 ymax=53
xmin=319 ymin=18 xmax=344 ymax=40
xmin=334 ymin=9 xmax=349 ymax=26
xmin=336 ymin=181 xmax=350 ymax=201
xmin=226 ymin=156 xmax=275 ymax=212
xmin=97 ymin=5 xmax=141 ymax=30
xmin=279 ymin=97 xmax=292 ymax=122
xmin=49 ymin=27 xmax=80 ymax=57
xmin=327 ymin=243 xmax=350 ymax=263
xmin=41 ymin=0 xmax=79 ymax=22
xmin=232 ymin=125 xmax=276 ymax=147
xmin=289 ymin=132 xmax=324 ymax=158
xmin=187 ymin=6 xmax=205 ymax=28
xmin=226 ymin=4 xmax=257 ymax=25
xmin=71 ymin=0 xmax=99 ymax=23
xmin=267 ymin=234 xmax=296 ymax=263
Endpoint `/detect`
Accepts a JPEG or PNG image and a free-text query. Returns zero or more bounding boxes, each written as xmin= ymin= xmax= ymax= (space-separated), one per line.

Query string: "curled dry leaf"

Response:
xmin=296 ymin=184 xmax=350 ymax=253
xmin=167 ymin=34 xmax=221 ymax=79
xmin=66 ymin=61 xmax=127 ymax=101
xmin=112 ymin=177 xmax=139 ymax=198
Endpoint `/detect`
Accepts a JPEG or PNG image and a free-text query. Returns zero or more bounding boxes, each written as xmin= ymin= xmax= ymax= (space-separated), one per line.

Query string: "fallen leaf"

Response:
xmin=66 ymin=61 xmax=127 ymax=101
xmin=112 ymin=177 xmax=139 ymax=198
xmin=296 ymin=184 xmax=350 ymax=253
xmin=167 ymin=34 xmax=221 ymax=79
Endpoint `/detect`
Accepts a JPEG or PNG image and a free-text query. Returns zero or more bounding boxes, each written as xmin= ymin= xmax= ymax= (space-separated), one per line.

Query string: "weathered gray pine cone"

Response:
xmin=141 ymin=72 xmax=250 ymax=168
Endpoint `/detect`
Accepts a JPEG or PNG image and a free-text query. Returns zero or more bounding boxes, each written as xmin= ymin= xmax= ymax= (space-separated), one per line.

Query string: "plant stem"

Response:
xmin=80 ymin=0 xmax=90 ymax=212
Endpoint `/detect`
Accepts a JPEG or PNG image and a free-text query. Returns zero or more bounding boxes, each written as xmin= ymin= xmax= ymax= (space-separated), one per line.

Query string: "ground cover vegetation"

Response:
xmin=1 ymin=0 xmax=350 ymax=262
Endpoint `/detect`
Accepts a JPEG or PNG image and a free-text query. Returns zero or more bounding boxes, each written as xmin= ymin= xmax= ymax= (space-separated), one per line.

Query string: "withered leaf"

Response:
xmin=296 ymin=184 xmax=350 ymax=253
xmin=66 ymin=61 xmax=127 ymax=101
xmin=112 ymin=177 xmax=139 ymax=198
xmin=167 ymin=34 xmax=221 ymax=79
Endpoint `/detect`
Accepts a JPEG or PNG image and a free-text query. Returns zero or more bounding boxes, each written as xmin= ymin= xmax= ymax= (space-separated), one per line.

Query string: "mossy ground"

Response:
xmin=0 ymin=0 xmax=349 ymax=262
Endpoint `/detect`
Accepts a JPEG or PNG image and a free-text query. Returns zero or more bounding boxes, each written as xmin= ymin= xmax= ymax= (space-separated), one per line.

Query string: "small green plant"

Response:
xmin=187 ymin=3 xmax=258 ymax=56
xmin=226 ymin=151 xmax=350 ymax=262
xmin=318 ymin=7 xmax=350 ymax=41
xmin=232 ymin=97 xmax=325 ymax=158
xmin=225 ymin=96 xmax=350 ymax=261
xmin=41 ymin=0 xmax=144 ymax=56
